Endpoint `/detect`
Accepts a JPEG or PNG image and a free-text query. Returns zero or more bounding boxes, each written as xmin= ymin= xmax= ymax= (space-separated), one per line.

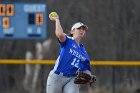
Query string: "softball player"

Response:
xmin=46 ymin=13 xmax=92 ymax=93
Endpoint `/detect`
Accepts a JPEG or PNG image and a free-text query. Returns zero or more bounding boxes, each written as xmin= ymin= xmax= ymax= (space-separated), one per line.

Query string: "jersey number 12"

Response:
xmin=71 ymin=58 xmax=80 ymax=68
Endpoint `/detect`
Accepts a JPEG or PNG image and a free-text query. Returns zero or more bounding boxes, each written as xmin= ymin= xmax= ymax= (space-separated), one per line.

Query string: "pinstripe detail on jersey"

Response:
xmin=52 ymin=56 xmax=60 ymax=73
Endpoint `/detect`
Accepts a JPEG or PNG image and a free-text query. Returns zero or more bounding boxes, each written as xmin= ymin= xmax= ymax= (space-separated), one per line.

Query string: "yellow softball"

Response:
xmin=50 ymin=12 xmax=58 ymax=17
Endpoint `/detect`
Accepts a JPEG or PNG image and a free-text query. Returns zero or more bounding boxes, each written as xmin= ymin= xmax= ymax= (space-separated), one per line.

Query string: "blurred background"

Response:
xmin=0 ymin=0 xmax=140 ymax=93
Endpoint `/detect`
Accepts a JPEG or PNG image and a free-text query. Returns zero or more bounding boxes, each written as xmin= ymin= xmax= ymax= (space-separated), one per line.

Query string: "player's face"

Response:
xmin=74 ymin=26 xmax=86 ymax=37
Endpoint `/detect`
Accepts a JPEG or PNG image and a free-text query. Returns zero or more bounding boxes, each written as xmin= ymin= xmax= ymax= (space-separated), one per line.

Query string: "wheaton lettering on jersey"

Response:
xmin=69 ymin=48 xmax=86 ymax=61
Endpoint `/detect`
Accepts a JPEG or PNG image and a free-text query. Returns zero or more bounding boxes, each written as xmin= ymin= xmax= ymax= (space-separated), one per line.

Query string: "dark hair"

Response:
xmin=67 ymin=33 xmax=73 ymax=37
xmin=66 ymin=30 xmax=73 ymax=37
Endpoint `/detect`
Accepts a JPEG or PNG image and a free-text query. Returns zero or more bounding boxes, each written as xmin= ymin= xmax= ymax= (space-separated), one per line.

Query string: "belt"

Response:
xmin=54 ymin=71 xmax=76 ymax=77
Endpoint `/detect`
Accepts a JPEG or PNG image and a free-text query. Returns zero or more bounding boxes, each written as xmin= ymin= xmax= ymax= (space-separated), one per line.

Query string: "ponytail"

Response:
xmin=66 ymin=30 xmax=73 ymax=37
xmin=67 ymin=33 xmax=73 ymax=37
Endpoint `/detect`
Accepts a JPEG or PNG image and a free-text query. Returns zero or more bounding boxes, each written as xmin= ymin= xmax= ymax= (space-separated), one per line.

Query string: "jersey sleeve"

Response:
xmin=78 ymin=45 xmax=91 ymax=71
xmin=78 ymin=61 xmax=91 ymax=71
xmin=83 ymin=61 xmax=91 ymax=71
xmin=58 ymin=35 xmax=69 ymax=47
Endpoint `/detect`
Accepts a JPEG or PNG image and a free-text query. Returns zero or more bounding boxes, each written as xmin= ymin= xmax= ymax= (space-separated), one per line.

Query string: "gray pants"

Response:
xmin=46 ymin=72 xmax=79 ymax=93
